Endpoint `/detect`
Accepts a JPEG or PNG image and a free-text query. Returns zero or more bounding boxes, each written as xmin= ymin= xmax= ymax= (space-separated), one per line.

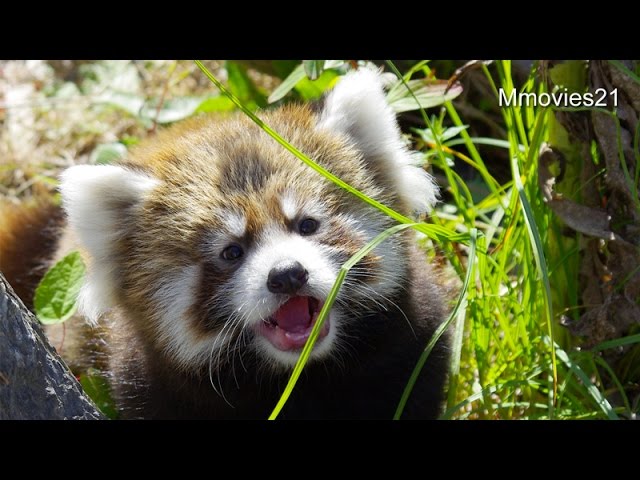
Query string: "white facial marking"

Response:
xmin=280 ymin=191 xmax=299 ymax=221
xmin=152 ymin=265 xmax=214 ymax=370
xmin=222 ymin=228 xmax=338 ymax=365
xmin=231 ymin=228 xmax=338 ymax=323
xmin=223 ymin=210 xmax=246 ymax=238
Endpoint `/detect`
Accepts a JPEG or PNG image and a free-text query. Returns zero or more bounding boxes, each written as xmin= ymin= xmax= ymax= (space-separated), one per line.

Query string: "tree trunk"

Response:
xmin=0 ymin=272 xmax=104 ymax=419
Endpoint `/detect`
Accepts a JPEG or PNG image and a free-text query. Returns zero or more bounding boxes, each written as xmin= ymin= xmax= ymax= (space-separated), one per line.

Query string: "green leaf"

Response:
xmin=52 ymin=81 xmax=81 ymax=99
xmin=120 ymin=135 xmax=140 ymax=147
xmin=97 ymin=90 xmax=145 ymax=117
xmin=270 ymin=60 xmax=301 ymax=80
xmin=439 ymin=125 xmax=469 ymax=142
xmin=98 ymin=88 xmax=207 ymax=125
xmin=303 ymin=60 xmax=325 ymax=81
xmin=195 ymin=95 xmax=235 ymax=113
xmin=294 ymin=69 xmax=339 ymax=101
xmin=80 ymin=369 xmax=118 ymax=419
xmin=269 ymin=63 xmax=341 ymax=104
xmin=386 ymin=79 xmax=463 ymax=113
xmin=80 ymin=61 xmax=142 ymax=96
xmin=139 ymin=96 xmax=205 ymax=124
xmin=510 ymin=108 xmax=558 ymax=410
xmin=225 ymin=61 xmax=266 ymax=108
xmin=417 ymin=125 xmax=469 ymax=144
xmin=445 ymin=137 xmax=524 ymax=151
xmin=34 ymin=251 xmax=86 ymax=325
xmin=268 ymin=64 xmax=306 ymax=104
xmin=90 ymin=142 xmax=128 ymax=165
xmin=324 ymin=60 xmax=346 ymax=70
xmin=226 ymin=61 xmax=252 ymax=100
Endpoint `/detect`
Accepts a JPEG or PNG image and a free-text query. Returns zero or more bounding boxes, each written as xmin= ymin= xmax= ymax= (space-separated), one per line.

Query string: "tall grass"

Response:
xmin=427 ymin=60 xmax=632 ymax=419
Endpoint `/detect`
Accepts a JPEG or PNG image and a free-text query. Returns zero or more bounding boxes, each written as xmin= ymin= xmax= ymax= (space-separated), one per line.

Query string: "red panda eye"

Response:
xmin=299 ymin=218 xmax=319 ymax=235
xmin=221 ymin=244 xmax=243 ymax=261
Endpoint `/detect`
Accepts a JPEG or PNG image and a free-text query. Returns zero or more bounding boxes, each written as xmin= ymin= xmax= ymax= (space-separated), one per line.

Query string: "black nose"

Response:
xmin=267 ymin=261 xmax=309 ymax=294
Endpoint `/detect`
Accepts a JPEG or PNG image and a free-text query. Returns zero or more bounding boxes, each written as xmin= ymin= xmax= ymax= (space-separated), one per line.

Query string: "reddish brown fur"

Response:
xmin=0 ymin=198 xmax=64 ymax=309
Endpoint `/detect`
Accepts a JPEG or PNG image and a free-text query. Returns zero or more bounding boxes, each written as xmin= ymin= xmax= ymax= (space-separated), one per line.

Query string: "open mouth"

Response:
xmin=257 ymin=296 xmax=330 ymax=352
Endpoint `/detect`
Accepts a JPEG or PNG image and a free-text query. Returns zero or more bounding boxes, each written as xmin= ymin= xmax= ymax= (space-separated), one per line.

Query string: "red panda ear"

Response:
xmin=317 ymin=67 xmax=438 ymax=214
xmin=59 ymin=164 xmax=159 ymax=321
xmin=60 ymin=165 xmax=158 ymax=257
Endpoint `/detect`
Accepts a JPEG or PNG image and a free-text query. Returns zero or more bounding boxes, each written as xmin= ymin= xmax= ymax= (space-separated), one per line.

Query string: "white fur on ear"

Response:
xmin=318 ymin=67 xmax=438 ymax=213
xmin=59 ymin=164 xmax=159 ymax=322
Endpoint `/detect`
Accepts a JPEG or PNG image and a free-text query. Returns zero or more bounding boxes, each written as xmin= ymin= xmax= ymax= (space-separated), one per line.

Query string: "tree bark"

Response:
xmin=0 ymin=272 xmax=104 ymax=419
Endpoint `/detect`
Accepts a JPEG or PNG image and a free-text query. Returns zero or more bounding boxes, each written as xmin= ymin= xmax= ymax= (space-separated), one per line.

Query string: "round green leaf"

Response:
xmin=34 ymin=251 xmax=86 ymax=325
xmin=90 ymin=142 xmax=128 ymax=165
xmin=80 ymin=369 xmax=118 ymax=419
xmin=303 ymin=60 xmax=325 ymax=81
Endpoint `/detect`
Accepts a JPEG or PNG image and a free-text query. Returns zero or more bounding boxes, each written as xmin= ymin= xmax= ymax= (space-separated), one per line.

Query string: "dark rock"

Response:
xmin=0 ymin=272 xmax=104 ymax=420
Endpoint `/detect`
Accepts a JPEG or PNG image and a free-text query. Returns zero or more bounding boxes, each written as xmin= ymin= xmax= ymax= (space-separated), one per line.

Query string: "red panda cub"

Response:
xmin=41 ymin=68 xmax=450 ymax=418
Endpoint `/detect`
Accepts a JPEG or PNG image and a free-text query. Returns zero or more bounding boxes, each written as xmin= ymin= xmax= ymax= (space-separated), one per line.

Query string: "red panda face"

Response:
xmin=123 ymin=128 xmax=404 ymax=372
xmin=59 ymin=68 xmax=439 ymax=375
xmin=191 ymin=181 xmax=393 ymax=370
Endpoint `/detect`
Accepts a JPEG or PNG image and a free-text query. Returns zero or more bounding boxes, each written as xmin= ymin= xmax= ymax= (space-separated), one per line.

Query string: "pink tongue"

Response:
xmin=273 ymin=297 xmax=311 ymax=333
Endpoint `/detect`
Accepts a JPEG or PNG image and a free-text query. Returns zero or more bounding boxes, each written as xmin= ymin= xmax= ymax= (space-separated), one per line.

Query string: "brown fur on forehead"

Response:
xmin=116 ymin=104 xmax=399 ymax=251
xmin=120 ymin=104 xmax=396 ymax=212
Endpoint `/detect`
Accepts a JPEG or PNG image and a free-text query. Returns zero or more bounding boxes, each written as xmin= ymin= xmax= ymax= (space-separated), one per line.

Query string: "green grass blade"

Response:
xmin=497 ymin=61 xmax=530 ymax=151
xmin=548 ymin=338 xmax=619 ymax=419
xmin=268 ymin=222 xmax=420 ymax=420
xmin=441 ymin=377 xmax=544 ymax=420
xmin=609 ymin=60 xmax=640 ymax=85
xmin=498 ymin=63 xmax=557 ymax=413
xmin=591 ymin=333 xmax=640 ymax=352
xmin=394 ymin=228 xmax=479 ymax=420
xmin=267 ymin=64 xmax=306 ymax=103
xmin=592 ymin=356 xmax=631 ymax=415
xmin=446 ymin=137 xmax=525 ymax=152
xmin=444 ymin=103 xmax=504 ymax=198
xmin=511 ymin=153 xmax=557 ymax=408
xmin=446 ymin=232 xmax=485 ymax=409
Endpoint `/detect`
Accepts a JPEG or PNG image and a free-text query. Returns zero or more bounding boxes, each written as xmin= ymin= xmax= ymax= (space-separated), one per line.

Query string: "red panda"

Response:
xmin=1 ymin=68 xmax=450 ymax=419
